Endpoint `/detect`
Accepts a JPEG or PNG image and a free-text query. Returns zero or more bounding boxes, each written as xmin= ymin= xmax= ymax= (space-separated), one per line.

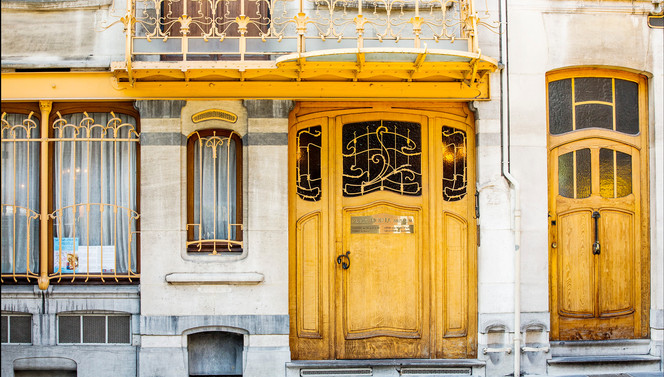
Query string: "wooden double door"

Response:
xmin=289 ymin=102 xmax=477 ymax=359
xmin=547 ymin=70 xmax=650 ymax=341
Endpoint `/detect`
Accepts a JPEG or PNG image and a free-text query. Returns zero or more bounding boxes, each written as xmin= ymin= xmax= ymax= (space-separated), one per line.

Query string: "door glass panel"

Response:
xmin=616 ymin=151 xmax=632 ymax=197
xmin=575 ymin=148 xmax=591 ymax=199
xmin=600 ymin=148 xmax=633 ymax=198
xmin=575 ymin=104 xmax=613 ymax=130
xmin=600 ymin=148 xmax=615 ymax=198
xmin=549 ymin=79 xmax=573 ymax=135
xmin=615 ymin=79 xmax=639 ymax=135
xmin=296 ymin=125 xmax=322 ymax=202
xmin=342 ymin=120 xmax=422 ymax=197
xmin=442 ymin=126 xmax=467 ymax=202
xmin=574 ymin=77 xmax=613 ymax=103
xmin=558 ymin=152 xmax=574 ymax=198
xmin=558 ymin=149 xmax=592 ymax=199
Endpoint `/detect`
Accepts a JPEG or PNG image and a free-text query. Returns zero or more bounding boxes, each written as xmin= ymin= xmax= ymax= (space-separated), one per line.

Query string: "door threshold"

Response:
xmin=287 ymin=359 xmax=486 ymax=367
xmin=287 ymin=360 xmax=486 ymax=377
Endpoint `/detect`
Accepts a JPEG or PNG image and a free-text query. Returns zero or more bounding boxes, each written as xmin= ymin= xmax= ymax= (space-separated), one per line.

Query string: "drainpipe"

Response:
xmin=498 ymin=0 xmax=522 ymax=376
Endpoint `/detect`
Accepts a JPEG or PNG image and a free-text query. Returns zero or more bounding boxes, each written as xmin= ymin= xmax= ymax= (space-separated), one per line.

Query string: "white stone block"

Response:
xmin=141 ymin=118 xmax=181 ymax=133
xmin=479 ymin=283 xmax=515 ymax=313
xmin=247 ymin=145 xmax=288 ymax=231
xmin=140 ymin=146 xmax=183 ymax=232
xmin=141 ymin=335 xmax=183 ymax=348
xmin=248 ymin=118 xmax=288 ymax=133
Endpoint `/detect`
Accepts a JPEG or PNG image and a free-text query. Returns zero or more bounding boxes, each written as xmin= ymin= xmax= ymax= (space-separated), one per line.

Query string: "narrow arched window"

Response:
xmin=186 ymin=129 xmax=243 ymax=253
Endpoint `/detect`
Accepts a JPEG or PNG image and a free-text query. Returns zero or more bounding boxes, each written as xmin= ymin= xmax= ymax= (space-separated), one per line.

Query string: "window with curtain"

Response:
xmin=1 ymin=102 xmax=140 ymax=284
xmin=186 ymin=129 xmax=243 ymax=253
xmin=1 ymin=109 xmax=40 ymax=279
xmin=50 ymin=108 xmax=140 ymax=278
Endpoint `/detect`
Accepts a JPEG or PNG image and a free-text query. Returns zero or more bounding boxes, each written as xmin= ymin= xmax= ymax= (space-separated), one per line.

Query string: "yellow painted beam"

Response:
xmin=1 ymin=72 xmax=492 ymax=101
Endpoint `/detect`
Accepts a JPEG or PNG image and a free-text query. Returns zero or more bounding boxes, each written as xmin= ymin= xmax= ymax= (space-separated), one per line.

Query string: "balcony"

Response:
xmin=110 ymin=0 xmax=497 ymax=94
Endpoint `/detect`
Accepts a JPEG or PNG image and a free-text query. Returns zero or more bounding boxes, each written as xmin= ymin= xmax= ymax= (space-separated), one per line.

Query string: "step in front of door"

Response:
xmin=286 ymin=360 xmax=486 ymax=377
xmin=550 ymin=339 xmax=652 ymax=357
xmin=546 ymin=354 xmax=661 ymax=375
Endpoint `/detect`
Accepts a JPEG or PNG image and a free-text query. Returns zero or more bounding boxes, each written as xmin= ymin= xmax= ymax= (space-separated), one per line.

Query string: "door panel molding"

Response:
xmin=341 ymin=202 xmax=424 ymax=341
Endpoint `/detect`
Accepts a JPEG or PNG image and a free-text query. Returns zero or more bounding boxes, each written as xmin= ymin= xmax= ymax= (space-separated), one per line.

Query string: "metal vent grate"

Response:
xmin=108 ymin=315 xmax=131 ymax=343
xmin=1 ymin=316 xmax=6 ymax=343
xmin=59 ymin=314 xmax=130 ymax=344
xmin=301 ymin=368 xmax=373 ymax=376
xmin=59 ymin=316 xmax=81 ymax=343
xmin=83 ymin=316 xmax=106 ymax=343
xmin=1 ymin=314 xmax=32 ymax=344
xmin=400 ymin=368 xmax=472 ymax=376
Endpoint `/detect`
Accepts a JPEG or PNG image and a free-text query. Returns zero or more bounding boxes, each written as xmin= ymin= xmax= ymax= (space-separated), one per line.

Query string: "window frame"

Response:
xmin=48 ymin=102 xmax=141 ymax=279
xmin=1 ymin=101 xmax=141 ymax=284
xmin=1 ymin=102 xmax=42 ymax=280
xmin=186 ymin=128 xmax=243 ymax=254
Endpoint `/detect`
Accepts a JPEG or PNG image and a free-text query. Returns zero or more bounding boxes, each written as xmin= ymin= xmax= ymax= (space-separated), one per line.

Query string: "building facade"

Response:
xmin=1 ymin=0 xmax=662 ymax=376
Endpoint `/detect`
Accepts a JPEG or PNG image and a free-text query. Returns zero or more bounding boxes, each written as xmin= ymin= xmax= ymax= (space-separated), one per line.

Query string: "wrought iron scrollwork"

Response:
xmin=296 ymin=125 xmax=322 ymax=202
xmin=442 ymin=125 xmax=467 ymax=201
xmin=342 ymin=120 xmax=421 ymax=197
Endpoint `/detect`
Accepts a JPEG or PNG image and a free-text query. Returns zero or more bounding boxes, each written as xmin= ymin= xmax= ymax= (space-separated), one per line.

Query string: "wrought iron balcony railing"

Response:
xmin=127 ymin=0 xmax=480 ymax=59
xmin=108 ymin=0 xmax=496 ymax=84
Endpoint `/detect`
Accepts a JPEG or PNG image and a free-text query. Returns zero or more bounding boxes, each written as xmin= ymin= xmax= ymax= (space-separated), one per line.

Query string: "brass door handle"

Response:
xmin=337 ymin=251 xmax=351 ymax=270
xmin=592 ymin=211 xmax=601 ymax=255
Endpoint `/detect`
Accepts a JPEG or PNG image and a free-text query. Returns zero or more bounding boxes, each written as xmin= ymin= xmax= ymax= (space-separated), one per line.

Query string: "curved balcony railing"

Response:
xmin=124 ymin=0 xmax=482 ymax=63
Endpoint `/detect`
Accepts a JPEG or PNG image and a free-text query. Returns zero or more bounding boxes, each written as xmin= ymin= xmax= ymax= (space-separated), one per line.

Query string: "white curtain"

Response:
xmin=53 ymin=112 xmax=138 ymax=274
xmin=192 ymin=134 xmax=237 ymax=241
xmin=1 ymin=113 xmax=40 ymax=275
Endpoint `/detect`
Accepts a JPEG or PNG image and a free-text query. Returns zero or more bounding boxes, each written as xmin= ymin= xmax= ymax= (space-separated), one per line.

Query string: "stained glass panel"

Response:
xmin=548 ymin=79 xmax=573 ymax=135
xmin=615 ymin=79 xmax=639 ymax=135
xmin=574 ymin=77 xmax=613 ymax=103
xmin=342 ymin=120 xmax=421 ymax=197
xmin=442 ymin=126 xmax=467 ymax=202
xmin=600 ymin=148 xmax=615 ymax=199
xmin=558 ymin=152 xmax=574 ymax=198
xmin=616 ymin=150 xmax=632 ymax=198
xmin=296 ymin=125 xmax=322 ymax=202
xmin=575 ymin=104 xmax=613 ymax=130
xmin=576 ymin=148 xmax=591 ymax=199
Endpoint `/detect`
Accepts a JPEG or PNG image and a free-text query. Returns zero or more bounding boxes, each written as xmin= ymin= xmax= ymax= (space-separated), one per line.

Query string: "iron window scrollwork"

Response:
xmin=186 ymin=129 xmax=243 ymax=253
xmin=1 ymin=102 xmax=140 ymax=285
xmin=342 ymin=120 xmax=422 ymax=197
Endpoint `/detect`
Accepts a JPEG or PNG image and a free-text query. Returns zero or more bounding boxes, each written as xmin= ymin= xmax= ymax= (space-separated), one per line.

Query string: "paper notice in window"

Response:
xmin=54 ymin=238 xmax=116 ymax=273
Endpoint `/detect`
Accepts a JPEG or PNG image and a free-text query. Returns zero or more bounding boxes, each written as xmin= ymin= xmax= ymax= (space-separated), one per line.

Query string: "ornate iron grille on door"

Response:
xmin=342 ymin=120 xmax=421 ymax=197
xmin=296 ymin=125 xmax=322 ymax=202
xmin=442 ymin=125 xmax=467 ymax=202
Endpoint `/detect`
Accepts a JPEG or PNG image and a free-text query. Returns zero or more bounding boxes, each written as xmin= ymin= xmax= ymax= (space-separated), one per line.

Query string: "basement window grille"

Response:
xmin=1 ymin=313 xmax=32 ymax=344
xmin=58 ymin=314 xmax=131 ymax=344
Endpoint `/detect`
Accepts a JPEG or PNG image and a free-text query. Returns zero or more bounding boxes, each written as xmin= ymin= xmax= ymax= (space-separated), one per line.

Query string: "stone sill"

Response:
xmin=165 ymin=272 xmax=264 ymax=285
xmin=547 ymin=355 xmax=661 ymax=365
xmin=2 ymin=0 xmax=113 ymax=10
xmin=0 ymin=285 xmax=139 ymax=299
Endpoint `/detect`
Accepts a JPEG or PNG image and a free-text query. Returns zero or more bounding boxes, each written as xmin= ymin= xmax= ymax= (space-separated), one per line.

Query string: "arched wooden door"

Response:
xmin=547 ymin=70 xmax=650 ymax=341
xmin=289 ymin=102 xmax=477 ymax=359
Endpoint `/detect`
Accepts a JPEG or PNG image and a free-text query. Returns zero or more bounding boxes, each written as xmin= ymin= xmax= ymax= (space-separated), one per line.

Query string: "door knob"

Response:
xmin=337 ymin=251 xmax=351 ymax=270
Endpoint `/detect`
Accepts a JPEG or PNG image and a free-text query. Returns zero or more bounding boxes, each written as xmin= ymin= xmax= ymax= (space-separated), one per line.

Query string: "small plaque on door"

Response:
xmin=350 ymin=214 xmax=414 ymax=234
